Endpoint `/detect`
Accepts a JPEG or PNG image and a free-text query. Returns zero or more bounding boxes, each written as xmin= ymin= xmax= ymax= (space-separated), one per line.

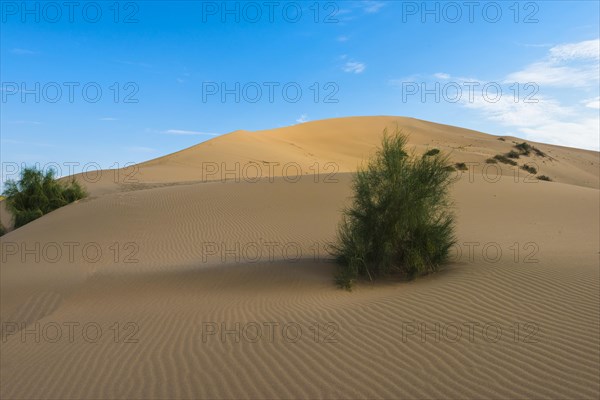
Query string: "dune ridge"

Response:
xmin=1 ymin=116 xmax=598 ymax=399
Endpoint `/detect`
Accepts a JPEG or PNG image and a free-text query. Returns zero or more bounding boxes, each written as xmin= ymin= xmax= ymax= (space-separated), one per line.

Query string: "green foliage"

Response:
xmin=506 ymin=150 xmax=521 ymax=159
xmin=485 ymin=158 xmax=498 ymax=164
xmin=333 ymin=130 xmax=456 ymax=289
xmin=515 ymin=142 xmax=532 ymax=155
xmin=454 ymin=162 xmax=468 ymax=171
xmin=497 ymin=137 xmax=506 ymax=141
xmin=0 ymin=223 xmax=5 ymax=237
xmin=424 ymin=148 xmax=440 ymax=156
xmin=2 ymin=167 xmax=87 ymax=228
xmin=493 ymin=154 xmax=517 ymax=166
xmin=537 ymin=175 xmax=552 ymax=181
xmin=521 ymin=164 xmax=537 ymax=174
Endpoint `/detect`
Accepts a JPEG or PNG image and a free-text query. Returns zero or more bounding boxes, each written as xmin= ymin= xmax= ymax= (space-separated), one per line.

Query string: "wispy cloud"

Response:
xmin=397 ymin=39 xmax=600 ymax=150
xmin=163 ymin=129 xmax=220 ymax=136
xmin=549 ymin=39 xmax=599 ymax=61
xmin=337 ymin=35 xmax=350 ymax=42
xmin=11 ymin=48 xmax=37 ymax=55
xmin=127 ymin=146 xmax=157 ymax=153
xmin=515 ymin=42 xmax=553 ymax=48
xmin=583 ymin=97 xmax=600 ymax=109
xmin=343 ymin=61 xmax=366 ymax=74
xmin=1 ymin=138 xmax=56 ymax=148
xmin=100 ymin=117 xmax=118 ymax=121
xmin=296 ymin=114 xmax=309 ymax=124
xmin=362 ymin=1 xmax=386 ymax=13
xmin=116 ymin=60 xmax=152 ymax=68
xmin=5 ymin=120 xmax=41 ymax=125
xmin=506 ymin=39 xmax=599 ymax=88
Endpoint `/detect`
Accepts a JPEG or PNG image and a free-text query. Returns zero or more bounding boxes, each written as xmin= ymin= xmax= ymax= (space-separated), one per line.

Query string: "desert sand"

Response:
xmin=1 ymin=116 xmax=598 ymax=399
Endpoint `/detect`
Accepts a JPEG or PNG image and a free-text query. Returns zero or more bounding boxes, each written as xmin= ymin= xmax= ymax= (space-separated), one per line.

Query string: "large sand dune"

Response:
xmin=1 ymin=116 xmax=598 ymax=399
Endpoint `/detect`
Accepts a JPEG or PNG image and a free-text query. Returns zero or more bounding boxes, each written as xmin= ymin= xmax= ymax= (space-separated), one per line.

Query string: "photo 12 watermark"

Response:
xmin=1 ymin=1 xmax=140 ymax=23
xmin=200 ymin=1 xmax=340 ymax=24
xmin=401 ymin=321 xmax=541 ymax=344
xmin=399 ymin=1 xmax=540 ymax=24
xmin=400 ymin=81 xmax=539 ymax=104
xmin=1 ymin=161 xmax=140 ymax=185
xmin=201 ymin=81 xmax=339 ymax=104
xmin=1 ymin=321 xmax=140 ymax=344
xmin=449 ymin=241 xmax=540 ymax=264
xmin=1 ymin=82 xmax=140 ymax=104
xmin=197 ymin=161 xmax=339 ymax=183
xmin=199 ymin=321 xmax=339 ymax=344
xmin=0 ymin=241 xmax=140 ymax=264
xmin=199 ymin=240 xmax=334 ymax=264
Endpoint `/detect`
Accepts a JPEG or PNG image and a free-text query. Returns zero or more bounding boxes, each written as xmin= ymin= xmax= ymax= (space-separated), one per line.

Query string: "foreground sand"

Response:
xmin=1 ymin=117 xmax=599 ymax=399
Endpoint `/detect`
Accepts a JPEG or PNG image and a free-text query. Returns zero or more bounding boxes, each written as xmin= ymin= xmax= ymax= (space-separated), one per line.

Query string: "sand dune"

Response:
xmin=1 ymin=116 xmax=598 ymax=399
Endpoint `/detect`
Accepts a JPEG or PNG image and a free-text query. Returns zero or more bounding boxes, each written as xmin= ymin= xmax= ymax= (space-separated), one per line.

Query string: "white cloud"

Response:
xmin=396 ymin=39 xmax=600 ymax=150
xmin=100 ymin=117 xmax=117 ymax=121
xmin=163 ymin=129 xmax=219 ymax=136
xmin=343 ymin=61 xmax=366 ymax=74
xmin=337 ymin=35 xmax=349 ymax=42
xmin=506 ymin=39 xmax=599 ymax=88
xmin=519 ymin=118 xmax=599 ymax=151
xmin=506 ymin=62 xmax=598 ymax=88
xmin=434 ymin=72 xmax=450 ymax=80
xmin=296 ymin=114 xmax=309 ymax=124
xmin=583 ymin=97 xmax=600 ymax=109
xmin=549 ymin=39 xmax=600 ymax=61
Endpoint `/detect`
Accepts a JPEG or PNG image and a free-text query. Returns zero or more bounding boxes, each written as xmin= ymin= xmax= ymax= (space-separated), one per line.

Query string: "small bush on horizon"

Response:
xmin=2 ymin=167 xmax=87 ymax=228
xmin=494 ymin=154 xmax=517 ymax=166
xmin=333 ymin=130 xmax=456 ymax=290
xmin=455 ymin=162 xmax=468 ymax=171
xmin=497 ymin=137 xmax=506 ymax=141
xmin=537 ymin=175 xmax=552 ymax=181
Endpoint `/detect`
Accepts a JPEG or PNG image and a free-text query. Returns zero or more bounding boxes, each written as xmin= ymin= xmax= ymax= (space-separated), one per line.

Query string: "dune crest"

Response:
xmin=1 ymin=116 xmax=599 ymax=399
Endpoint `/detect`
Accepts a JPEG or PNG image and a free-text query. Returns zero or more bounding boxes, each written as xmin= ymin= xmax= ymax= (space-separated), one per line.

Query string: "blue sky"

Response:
xmin=1 ymin=1 xmax=599 ymax=185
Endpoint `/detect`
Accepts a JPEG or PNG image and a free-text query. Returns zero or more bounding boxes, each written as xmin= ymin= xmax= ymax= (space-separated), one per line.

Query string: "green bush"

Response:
xmin=454 ymin=162 xmax=468 ymax=171
xmin=521 ymin=164 xmax=537 ymax=174
xmin=537 ymin=175 xmax=552 ymax=181
xmin=493 ymin=154 xmax=517 ymax=166
xmin=506 ymin=150 xmax=521 ymax=159
xmin=497 ymin=137 xmax=506 ymax=141
xmin=515 ymin=142 xmax=532 ymax=155
xmin=0 ymin=223 xmax=5 ymax=237
xmin=333 ymin=130 xmax=456 ymax=289
xmin=485 ymin=158 xmax=498 ymax=164
xmin=424 ymin=148 xmax=440 ymax=156
xmin=2 ymin=167 xmax=87 ymax=228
